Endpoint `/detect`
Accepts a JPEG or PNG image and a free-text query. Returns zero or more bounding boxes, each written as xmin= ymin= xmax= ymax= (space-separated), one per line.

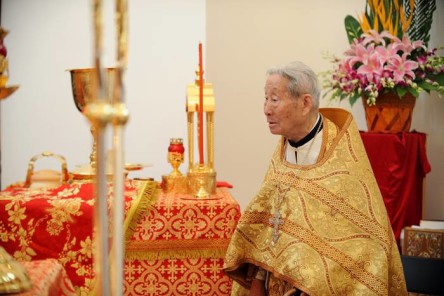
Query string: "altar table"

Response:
xmin=360 ymin=131 xmax=431 ymax=245
xmin=0 ymin=179 xmax=241 ymax=295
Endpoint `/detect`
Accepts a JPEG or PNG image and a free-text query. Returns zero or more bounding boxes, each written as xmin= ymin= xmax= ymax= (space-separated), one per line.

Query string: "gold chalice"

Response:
xmin=69 ymin=68 xmax=117 ymax=179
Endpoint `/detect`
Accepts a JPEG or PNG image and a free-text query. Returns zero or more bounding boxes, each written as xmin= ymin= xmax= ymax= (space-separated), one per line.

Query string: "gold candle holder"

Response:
xmin=162 ymin=138 xmax=188 ymax=193
xmin=188 ymin=164 xmax=216 ymax=198
xmin=186 ymin=66 xmax=217 ymax=198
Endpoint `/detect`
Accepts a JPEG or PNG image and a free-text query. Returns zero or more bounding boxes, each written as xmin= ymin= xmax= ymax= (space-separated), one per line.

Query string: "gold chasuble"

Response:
xmin=224 ymin=108 xmax=407 ymax=296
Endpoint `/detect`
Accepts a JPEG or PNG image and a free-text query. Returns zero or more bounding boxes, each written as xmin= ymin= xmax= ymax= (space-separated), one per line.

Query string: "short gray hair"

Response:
xmin=266 ymin=61 xmax=320 ymax=108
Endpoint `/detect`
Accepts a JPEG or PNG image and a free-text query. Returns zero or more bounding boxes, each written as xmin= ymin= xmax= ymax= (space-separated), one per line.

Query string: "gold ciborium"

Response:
xmin=68 ymin=68 xmax=117 ymax=179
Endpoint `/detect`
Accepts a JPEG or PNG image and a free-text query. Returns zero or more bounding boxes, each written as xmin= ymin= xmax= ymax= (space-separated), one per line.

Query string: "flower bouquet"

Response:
xmin=322 ymin=0 xmax=444 ymax=106
xmin=323 ymin=30 xmax=444 ymax=106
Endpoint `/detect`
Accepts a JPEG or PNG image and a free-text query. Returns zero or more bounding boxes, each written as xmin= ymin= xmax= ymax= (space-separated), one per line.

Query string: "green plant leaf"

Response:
xmin=430 ymin=73 xmax=444 ymax=85
xmin=406 ymin=0 xmax=436 ymax=46
xmin=344 ymin=15 xmax=362 ymax=44
xmin=418 ymin=81 xmax=434 ymax=91
xmin=396 ymin=87 xmax=408 ymax=98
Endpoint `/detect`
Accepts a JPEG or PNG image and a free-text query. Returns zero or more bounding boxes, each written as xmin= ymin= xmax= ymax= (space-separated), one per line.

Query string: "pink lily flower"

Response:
xmin=357 ymin=51 xmax=384 ymax=82
xmin=385 ymin=53 xmax=419 ymax=82
xmin=392 ymin=35 xmax=426 ymax=54
xmin=362 ymin=30 xmax=392 ymax=46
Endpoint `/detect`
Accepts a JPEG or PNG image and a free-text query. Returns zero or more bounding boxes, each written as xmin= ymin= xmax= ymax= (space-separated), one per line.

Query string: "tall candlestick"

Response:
xmin=198 ymin=43 xmax=204 ymax=165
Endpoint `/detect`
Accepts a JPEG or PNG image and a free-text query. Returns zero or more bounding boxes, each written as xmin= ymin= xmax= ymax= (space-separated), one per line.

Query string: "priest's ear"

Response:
xmin=300 ymin=93 xmax=314 ymax=114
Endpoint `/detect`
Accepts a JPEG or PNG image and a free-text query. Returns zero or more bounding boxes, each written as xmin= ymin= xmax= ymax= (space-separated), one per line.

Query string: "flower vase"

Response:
xmin=362 ymin=92 xmax=416 ymax=133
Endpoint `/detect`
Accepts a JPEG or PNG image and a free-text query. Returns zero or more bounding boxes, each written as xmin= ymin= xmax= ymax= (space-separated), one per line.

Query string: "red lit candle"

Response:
xmin=198 ymin=43 xmax=204 ymax=165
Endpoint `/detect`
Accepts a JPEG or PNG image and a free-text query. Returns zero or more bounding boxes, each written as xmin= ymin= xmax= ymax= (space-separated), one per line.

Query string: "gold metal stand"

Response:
xmin=188 ymin=164 xmax=216 ymax=198
xmin=185 ymin=67 xmax=217 ymax=197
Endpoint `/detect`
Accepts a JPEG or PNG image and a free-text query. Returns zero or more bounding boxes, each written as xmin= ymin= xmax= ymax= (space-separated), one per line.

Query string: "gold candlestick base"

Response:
xmin=161 ymin=175 xmax=188 ymax=194
xmin=188 ymin=164 xmax=216 ymax=198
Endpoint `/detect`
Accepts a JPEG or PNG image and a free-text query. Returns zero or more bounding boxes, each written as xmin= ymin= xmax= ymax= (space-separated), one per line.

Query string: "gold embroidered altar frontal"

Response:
xmin=0 ymin=179 xmax=241 ymax=295
xmin=124 ymin=188 xmax=241 ymax=295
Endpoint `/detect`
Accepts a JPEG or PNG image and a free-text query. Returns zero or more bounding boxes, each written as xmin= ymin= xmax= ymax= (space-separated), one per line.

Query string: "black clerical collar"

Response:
xmin=288 ymin=114 xmax=323 ymax=148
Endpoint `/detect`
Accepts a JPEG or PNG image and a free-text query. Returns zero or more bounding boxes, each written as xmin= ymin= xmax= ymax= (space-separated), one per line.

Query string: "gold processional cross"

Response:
xmin=269 ymin=209 xmax=284 ymax=244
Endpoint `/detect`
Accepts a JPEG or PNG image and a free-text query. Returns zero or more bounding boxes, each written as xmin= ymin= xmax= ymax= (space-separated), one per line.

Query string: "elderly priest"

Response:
xmin=223 ymin=61 xmax=407 ymax=296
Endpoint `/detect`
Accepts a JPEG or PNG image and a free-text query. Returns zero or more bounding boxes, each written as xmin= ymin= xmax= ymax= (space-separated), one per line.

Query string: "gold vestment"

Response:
xmin=224 ymin=108 xmax=407 ymax=296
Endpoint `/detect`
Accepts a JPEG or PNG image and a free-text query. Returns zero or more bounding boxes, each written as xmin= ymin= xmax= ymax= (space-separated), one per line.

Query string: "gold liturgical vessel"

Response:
xmin=161 ymin=138 xmax=188 ymax=193
xmin=162 ymin=45 xmax=217 ymax=199
xmin=68 ymin=67 xmax=118 ymax=180
xmin=0 ymin=247 xmax=32 ymax=294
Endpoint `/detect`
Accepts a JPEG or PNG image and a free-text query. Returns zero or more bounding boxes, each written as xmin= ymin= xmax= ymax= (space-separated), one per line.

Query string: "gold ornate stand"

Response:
xmin=188 ymin=164 xmax=216 ymax=199
xmin=185 ymin=66 xmax=217 ymax=198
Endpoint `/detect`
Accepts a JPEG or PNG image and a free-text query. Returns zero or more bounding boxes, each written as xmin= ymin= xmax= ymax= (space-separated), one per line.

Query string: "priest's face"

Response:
xmin=264 ymin=74 xmax=309 ymax=141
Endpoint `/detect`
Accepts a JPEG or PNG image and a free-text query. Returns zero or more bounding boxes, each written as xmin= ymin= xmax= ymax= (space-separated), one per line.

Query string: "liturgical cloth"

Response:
xmin=0 ymin=179 xmax=240 ymax=295
xmin=360 ymin=131 xmax=431 ymax=245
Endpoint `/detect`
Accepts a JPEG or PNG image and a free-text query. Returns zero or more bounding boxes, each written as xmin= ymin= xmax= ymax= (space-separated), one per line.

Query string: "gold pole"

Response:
xmin=111 ymin=1 xmax=129 ymax=294
xmin=112 ymin=0 xmax=128 ymax=296
xmin=206 ymin=112 xmax=214 ymax=172
xmin=88 ymin=0 xmax=111 ymax=294
xmin=187 ymin=112 xmax=194 ymax=172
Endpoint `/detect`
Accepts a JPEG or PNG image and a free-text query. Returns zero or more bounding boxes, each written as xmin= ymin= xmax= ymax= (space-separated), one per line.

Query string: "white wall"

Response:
xmin=2 ymin=0 xmax=443 ymax=220
xmin=1 ymin=0 xmax=205 ymax=185
xmin=207 ymin=0 xmax=444 ymax=220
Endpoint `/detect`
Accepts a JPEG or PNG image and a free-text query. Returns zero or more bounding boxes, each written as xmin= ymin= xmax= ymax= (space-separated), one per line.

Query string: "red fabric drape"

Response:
xmin=360 ymin=131 xmax=431 ymax=245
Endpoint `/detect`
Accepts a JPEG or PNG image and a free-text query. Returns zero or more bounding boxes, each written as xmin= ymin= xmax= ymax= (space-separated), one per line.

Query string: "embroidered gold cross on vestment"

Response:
xmin=269 ymin=209 xmax=284 ymax=244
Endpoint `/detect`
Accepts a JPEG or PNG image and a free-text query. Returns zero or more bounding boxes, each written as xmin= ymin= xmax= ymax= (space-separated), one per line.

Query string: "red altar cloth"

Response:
xmin=0 ymin=179 xmax=150 ymax=294
xmin=124 ymin=188 xmax=241 ymax=295
xmin=360 ymin=131 xmax=431 ymax=245
xmin=0 ymin=180 xmax=241 ymax=295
